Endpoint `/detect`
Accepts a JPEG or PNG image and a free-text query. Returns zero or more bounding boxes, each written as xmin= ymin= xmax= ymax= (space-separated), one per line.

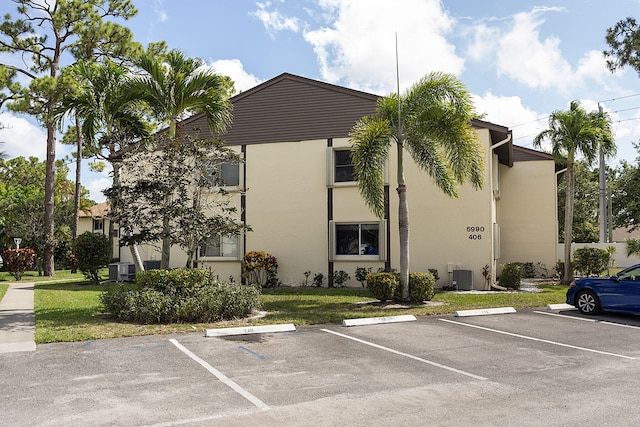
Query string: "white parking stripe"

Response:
xmin=321 ymin=329 xmax=488 ymax=381
xmin=169 ymin=339 xmax=269 ymax=411
xmin=439 ymin=319 xmax=636 ymax=360
xmin=534 ymin=310 xmax=640 ymax=329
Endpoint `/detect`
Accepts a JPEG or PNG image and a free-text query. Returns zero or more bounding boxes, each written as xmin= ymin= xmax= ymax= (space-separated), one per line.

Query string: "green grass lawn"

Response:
xmin=0 ymin=269 xmax=91 ymax=283
xmin=30 ymin=278 xmax=568 ymax=344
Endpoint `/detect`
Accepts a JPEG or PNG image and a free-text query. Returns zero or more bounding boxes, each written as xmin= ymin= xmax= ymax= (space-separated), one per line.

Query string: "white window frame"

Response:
xmin=199 ymin=234 xmax=242 ymax=261
xmin=327 ymin=147 xmax=388 ymax=187
xmin=329 ymin=220 xmax=386 ymax=261
xmin=93 ymin=219 xmax=103 ymax=232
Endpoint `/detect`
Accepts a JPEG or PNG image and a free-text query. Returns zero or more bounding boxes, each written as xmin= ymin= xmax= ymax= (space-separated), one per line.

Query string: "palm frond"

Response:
xmin=349 ymin=115 xmax=392 ymax=218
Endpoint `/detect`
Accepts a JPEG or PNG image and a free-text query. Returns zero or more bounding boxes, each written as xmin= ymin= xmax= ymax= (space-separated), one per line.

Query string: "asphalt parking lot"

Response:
xmin=2 ymin=308 xmax=640 ymax=426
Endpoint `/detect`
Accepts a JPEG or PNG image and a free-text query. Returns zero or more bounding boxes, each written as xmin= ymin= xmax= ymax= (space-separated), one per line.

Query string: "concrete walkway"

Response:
xmin=0 ymin=282 xmax=36 ymax=353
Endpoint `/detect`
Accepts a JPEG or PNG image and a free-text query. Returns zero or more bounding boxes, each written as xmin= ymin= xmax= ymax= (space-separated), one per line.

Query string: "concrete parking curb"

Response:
xmin=454 ymin=307 xmax=516 ymax=317
xmin=205 ymin=323 xmax=296 ymax=337
xmin=342 ymin=315 xmax=417 ymax=327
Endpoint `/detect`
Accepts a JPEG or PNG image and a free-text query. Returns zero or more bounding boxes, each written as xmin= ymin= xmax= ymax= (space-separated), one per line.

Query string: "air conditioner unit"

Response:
xmin=108 ymin=262 xmax=135 ymax=282
xmin=453 ymin=270 xmax=473 ymax=291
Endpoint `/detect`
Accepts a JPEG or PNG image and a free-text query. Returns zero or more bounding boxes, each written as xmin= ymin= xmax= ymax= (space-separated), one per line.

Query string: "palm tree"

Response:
xmin=56 ymin=60 xmax=150 ymax=271
xmin=349 ymin=72 xmax=483 ymax=300
xmin=534 ymin=100 xmax=615 ymax=284
xmin=125 ymin=49 xmax=233 ymax=269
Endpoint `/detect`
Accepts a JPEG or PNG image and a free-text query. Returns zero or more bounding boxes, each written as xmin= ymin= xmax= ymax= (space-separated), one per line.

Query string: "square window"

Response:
xmin=331 ymin=221 xmax=385 ymax=260
xmin=93 ymin=219 xmax=103 ymax=232
xmin=207 ymin=162 xmax=240 ymax=187
xmin=199 ymin=235 xmax=239 ymax=259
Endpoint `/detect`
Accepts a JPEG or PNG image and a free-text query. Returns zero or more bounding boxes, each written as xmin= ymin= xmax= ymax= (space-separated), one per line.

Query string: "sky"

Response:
xmin=1 ymin=0 xmax=640 ymax=203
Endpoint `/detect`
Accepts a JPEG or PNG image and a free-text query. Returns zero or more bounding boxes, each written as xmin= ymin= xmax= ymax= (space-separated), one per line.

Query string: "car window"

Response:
xmin=618 ymin=267 xmax=640 ymax=281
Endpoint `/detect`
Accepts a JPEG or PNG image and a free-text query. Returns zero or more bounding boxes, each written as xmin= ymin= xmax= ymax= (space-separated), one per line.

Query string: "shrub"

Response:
xmin=243 ymin=251 xmax=279 ymax=288
xmin=427 ymin=268 xmax=440 ymax=282
xmin=518 ymin=262 xmax=535 ymax=278
xmin=1 ymin=248 xmax=36 ymax=280
xmin=573 ymin=247 xmax=610 ymax=277
xmin=499 ymin=263 xmax=521 ymax=290
xmin=73 ymin=232 xmax=111 ymax=284
xmin=136 ymin=268 xmax=213 ymax=297
xmin=355 ymin=267 xmax=372 ymax=287
xmin=100 ymin=274 xmax=261 ymax=324
xmin=313 ymin=272 xmax=324 ymax=287
xmin=409 ymin=272 xmax=435 ymax=302
xmin=366 ymin=272 xmax=399 ymax=301
xmin=332 ymin=270 xmax=350 ymax=287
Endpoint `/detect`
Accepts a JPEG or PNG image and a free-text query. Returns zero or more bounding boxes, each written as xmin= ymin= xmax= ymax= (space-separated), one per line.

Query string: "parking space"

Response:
xmin=3 ymin=309 xmax=640 ymax=426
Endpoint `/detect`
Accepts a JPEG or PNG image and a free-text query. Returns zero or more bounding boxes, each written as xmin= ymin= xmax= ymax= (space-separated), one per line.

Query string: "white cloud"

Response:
xmin=303 ymin=0 xmax=464 ymax=94
xmin=496 ymin=7 xmax=575 ymax=92
xmin=208 ymin=59 xmax=263 ymax=93
xmin=251 ymin=1 xmax=301 ymax=38
xmin=84 ymin=173 xmax=111 ymax=203
xmin=473 ymin=91 xmax=546 ymax=149
xmin=153 ymin=0 xmax=168 ymax=23
xmin=466 ymin=24 xmax=500 ymax=63
xmin=0 ymin=113 xmax=48 ymax=159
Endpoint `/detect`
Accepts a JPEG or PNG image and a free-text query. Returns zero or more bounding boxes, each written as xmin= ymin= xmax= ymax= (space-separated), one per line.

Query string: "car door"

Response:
xmin=602 ymin=266 xmax=640 ymax=313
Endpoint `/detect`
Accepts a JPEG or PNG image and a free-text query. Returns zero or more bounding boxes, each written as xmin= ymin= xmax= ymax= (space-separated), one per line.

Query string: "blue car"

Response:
xmin=566 ymin=264 xmax=640 ymax=315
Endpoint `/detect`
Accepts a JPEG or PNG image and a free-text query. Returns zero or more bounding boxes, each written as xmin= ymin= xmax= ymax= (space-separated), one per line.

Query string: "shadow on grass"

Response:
xmin=35 ymin=306 xmax=109 ymax=326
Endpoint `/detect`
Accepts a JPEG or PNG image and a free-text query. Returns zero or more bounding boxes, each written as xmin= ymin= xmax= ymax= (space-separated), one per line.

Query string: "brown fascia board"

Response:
xmin=512 ymin=144 xmax=565 ymax=172
xmin=472 ymin=118 xmax=513 ymax=167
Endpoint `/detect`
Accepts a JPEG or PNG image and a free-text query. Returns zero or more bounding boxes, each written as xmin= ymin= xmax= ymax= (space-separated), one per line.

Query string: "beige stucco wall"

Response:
xmin=383 ymin=128 xmax=496 ymax=289
xmin=242 ymin=139 xmax=329 ymax=285
xmin=497 ymin=159 xmax=558 ymax=276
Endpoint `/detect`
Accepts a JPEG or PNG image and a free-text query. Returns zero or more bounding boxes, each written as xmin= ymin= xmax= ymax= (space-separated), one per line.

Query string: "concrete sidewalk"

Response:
xmin=0 ymin=282 xmax=36 ymax=353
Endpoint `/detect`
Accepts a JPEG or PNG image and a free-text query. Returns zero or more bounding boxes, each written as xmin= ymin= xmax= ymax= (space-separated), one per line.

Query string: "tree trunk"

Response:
xmin=130 ymin=243 xmax=144 ymax=272
xmin=396 ymin=141 xmax=409 ymax=301
xmin=72 ymin=116 xmax=82 ymax=240
xmin=397 ymin=184 xmax=410 ymax=301
xmin=563 ymin=160 xmax=575 ymax=285
xmin=43 ymin=122 xmax=56 ymax=276
xmin=112 ymin=160 xmax=144 ymax=272
xmin=161 ymin=217 xmax=171 ymax=269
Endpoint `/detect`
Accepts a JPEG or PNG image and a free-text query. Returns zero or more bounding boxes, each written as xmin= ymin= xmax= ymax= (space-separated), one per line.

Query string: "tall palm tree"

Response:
xmin=125 ymin=49 xmax=233 ymax=269
xmin=534 ymin=100 xmax=615 ymax=284
xmin=56 ymin=60 xmax=150 ymax=271
xmin=349 ymin=72 xmax=483 ymax=301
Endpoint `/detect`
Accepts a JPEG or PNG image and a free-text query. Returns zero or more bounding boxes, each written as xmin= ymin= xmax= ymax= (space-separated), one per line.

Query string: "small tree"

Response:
xmin=73 ymin=232 xmax=110 ymax=284
xmin=1 ymin=248 xmax=36 ymax=281
xmin=627 ymin=238 xmax=640 ymax=258
xmin=573 ymin=247 xmax=610 ymax=277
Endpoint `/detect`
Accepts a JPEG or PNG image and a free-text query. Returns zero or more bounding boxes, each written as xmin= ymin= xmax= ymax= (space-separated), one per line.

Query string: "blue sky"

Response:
xmin=2 ymin=0 xmax=640 ymax=202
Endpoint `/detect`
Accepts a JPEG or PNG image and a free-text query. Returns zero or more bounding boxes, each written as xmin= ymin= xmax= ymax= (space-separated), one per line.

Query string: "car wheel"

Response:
xmin=576 ymin=290 xmax=601 ymax=315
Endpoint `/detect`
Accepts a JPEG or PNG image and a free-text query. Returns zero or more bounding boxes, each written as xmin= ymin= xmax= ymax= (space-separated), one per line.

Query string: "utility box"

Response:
xmin=108 ymin=262 xmax=136 ymax=282
xmin=453 ymin=270 xmax=473 ymax=291
xmin=143 ymin=260 xmax=161 ymax=270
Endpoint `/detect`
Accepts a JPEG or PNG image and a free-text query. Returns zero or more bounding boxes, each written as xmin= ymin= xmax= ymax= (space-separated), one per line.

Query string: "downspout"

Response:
xmin=490 ymin=133 xmax=511 ymax=150
xmin=489 ymin=133 xmax=511 ymax=290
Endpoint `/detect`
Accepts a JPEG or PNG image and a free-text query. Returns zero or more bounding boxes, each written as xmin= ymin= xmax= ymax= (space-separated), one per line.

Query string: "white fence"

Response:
xmin=558 ymin=242 xmax=640 ymax=269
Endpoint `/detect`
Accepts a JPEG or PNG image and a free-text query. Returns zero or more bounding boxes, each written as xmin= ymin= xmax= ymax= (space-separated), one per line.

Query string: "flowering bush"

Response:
xmin=243 ymin=251 xmax=279 ymax=288
xmin=2 ymin=248 xmax=36 ymax=281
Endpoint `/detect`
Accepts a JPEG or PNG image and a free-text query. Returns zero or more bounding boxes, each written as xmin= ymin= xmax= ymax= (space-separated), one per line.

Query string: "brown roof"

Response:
xmin=176 ymin=73 xmax=380 ymax=145
xmin=78 ymin=202 xmax=110 ymax=218
xmin=163 ymin=73 xmax=562 ymax=172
